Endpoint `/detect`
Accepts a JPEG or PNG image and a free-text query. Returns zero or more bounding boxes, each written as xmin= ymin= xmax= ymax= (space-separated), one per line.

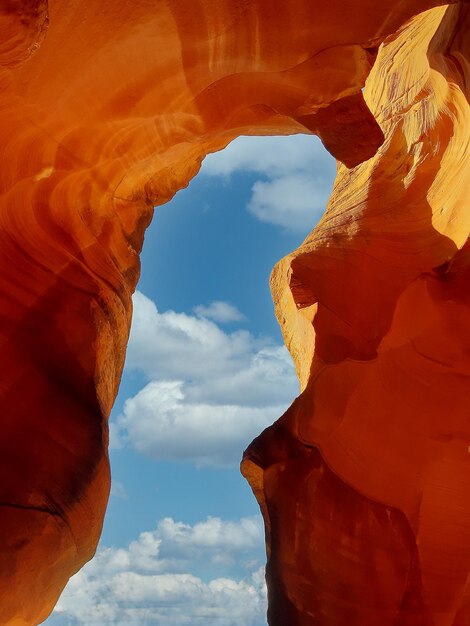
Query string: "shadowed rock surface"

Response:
xmin=0 ymin=1 xmax=468 ymax=624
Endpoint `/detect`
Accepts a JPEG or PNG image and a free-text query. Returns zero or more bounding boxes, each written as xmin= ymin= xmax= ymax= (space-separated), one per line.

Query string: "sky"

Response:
xmin=46 ymin=134 xmax=336 ymax=626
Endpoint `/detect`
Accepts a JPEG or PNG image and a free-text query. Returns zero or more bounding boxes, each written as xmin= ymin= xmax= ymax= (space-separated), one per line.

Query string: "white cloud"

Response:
xmin=116 ymin=380 xmax=286 ymax=466
xmin=201 ymin=135 xmax=335 ymax=233
xmin=53 ymin=516 xmax=267 ymax=626
xmin=110 ymin=480 xmax=128 ymax=500
xmin=155 ymin=515 xmax=263 ymax=556
xmin=193 ymin=301 xmax=245 ymax=323
xmin=125 ymin=292 xmax=253 ymax=385
xmin=202 ymin=134 xmax=329 ymax=178
xmin=248 ymin=174 xmax=330 ymax=233
xmin=115 ymin=292 xmax=298 ymax=465
xmin=126 ymin=291 xmax=297 ymax=407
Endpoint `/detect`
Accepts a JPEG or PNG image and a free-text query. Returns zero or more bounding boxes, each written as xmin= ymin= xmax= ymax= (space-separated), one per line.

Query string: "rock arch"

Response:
xmin=0 ymin=1 xmax=468 ymax=624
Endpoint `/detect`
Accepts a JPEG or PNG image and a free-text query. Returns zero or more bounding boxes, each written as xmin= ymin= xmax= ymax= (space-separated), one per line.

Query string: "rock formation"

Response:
xmin=0 ymin=1 xmax=468 ymax=624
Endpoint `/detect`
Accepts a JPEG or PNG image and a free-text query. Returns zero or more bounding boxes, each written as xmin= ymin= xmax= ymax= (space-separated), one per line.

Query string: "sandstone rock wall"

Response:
xmin=243 ymin=6 xmax=470 ymax=624
xmin=0 ymin=1 xmax=467 ymax=623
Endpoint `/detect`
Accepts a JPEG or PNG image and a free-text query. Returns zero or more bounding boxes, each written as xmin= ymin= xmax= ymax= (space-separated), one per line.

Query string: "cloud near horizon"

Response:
xmin=53 ymin=515 xmax=267 ymax=626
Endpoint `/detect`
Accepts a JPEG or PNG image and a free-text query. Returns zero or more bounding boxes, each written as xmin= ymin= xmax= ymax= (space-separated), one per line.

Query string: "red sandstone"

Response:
xmin=0 ymin=1 xmax=468 ymax=624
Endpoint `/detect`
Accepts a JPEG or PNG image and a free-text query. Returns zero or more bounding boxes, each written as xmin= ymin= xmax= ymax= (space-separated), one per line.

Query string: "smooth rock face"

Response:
xmin=0 ymin=1 xmax=468 ymax=624
xmin=243 ymin=6 xmax=470 ymax=625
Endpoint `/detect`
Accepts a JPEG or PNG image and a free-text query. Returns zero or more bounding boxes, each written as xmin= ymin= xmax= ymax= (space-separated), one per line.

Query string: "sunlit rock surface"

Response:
xmin=0 ymin=0 xmax=468 ymax=624
xmin=243 ymin=6 xmax=470 ymax=626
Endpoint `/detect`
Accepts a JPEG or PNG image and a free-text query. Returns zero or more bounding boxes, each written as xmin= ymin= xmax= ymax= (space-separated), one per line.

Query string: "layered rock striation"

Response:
xmin=0 ymin=1 xmax=468 ymax=624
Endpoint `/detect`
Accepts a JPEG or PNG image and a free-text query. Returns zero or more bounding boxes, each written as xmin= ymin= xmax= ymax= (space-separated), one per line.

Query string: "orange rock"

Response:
xmin=0 ymin=0 xmax=467 ymax=624
xmin=244 ymin=5 xmax=470 ymax=626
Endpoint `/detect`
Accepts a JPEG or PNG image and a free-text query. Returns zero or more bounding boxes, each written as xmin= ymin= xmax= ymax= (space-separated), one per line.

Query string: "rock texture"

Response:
xmin=243 ymin=6 xmax=470 ymax=626
xmin=0 ymin=1 xmax=468 ymax=624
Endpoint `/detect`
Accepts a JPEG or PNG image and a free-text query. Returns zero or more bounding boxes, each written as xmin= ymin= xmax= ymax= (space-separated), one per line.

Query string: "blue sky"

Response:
xmin=46 ymin=134 xmax=335 ymax=626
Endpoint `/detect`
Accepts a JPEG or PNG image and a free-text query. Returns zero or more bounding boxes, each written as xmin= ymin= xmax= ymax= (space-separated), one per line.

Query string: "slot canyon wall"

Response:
xmin=0 ymin=1 xmax=468 ymax=624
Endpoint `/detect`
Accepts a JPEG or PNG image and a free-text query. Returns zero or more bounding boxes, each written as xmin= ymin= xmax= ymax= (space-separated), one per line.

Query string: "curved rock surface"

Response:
xmin=0 ymin=1 xmax=468 ymax=624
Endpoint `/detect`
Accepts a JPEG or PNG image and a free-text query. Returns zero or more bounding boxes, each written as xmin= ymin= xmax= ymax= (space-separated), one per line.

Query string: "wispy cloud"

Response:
xmin=113 ymin=291 xmax=298 ymax=466
xmin=248 ymin=173 xmax=330 ymax=232
xmin=110 ymin=480 xmax=128 ymax=500
xmin=193 ymin=301 xmax=245 ymax=323
xmin=201 ymin=135 xmax=335 ymax=234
